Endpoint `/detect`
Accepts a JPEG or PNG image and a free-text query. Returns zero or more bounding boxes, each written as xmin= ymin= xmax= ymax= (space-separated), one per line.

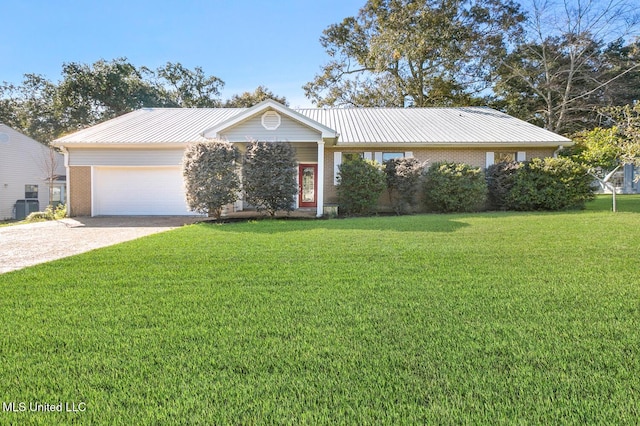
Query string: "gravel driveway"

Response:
xmin=0 ymin=217 xmax=199 ymax=274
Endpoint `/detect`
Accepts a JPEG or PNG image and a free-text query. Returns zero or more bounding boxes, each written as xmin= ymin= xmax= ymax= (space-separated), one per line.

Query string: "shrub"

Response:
xmin=337 ymin=158 xmax=386 ymax=215
xmin=384 ymin=157 xmax=423 ymax=214
xmin=506 ymin=157 xmax=595 ymax=210
xmin=243 ymin=141 xmax=298 ymax=216
xmin=485 ymin=161 xmax=522 ymax=210
xmin=25 ymin=204 xmax=66 ymax=222
xmin=183 ymin=141 xmax=241 ymax=219
xmin=25 ymin=209 xmax=53 ymax=222
xmin=53 ymin=203 xmax=67 ymax=219
xmin=422 ymin=162 xmax=487 ymax=213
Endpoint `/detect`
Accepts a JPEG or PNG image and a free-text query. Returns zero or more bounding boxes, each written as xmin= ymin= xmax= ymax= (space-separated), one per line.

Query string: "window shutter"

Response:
xmin=364 ymin=152 xmax=372 ymax=161
xmin=485 ymin=152 xmax=495 ymax=168
xmin=517 ymin=151 xmax=526 ymax=162
xmin=374 ymin=152 xmax=383 ymax=163
xmin=405 ymin=151 xmax=413 ymax=158
xmin=333 ymin=152 xmax=342 ymax=185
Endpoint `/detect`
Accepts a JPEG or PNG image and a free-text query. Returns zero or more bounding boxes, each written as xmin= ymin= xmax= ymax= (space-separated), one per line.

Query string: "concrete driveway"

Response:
xmin=0 ymin=217 xmax=199 ymax=274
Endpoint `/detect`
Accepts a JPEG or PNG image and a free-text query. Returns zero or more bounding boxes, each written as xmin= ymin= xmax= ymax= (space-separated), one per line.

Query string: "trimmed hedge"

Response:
xmin=183 ymin=141 xmax=241 ymax=219
xmin=485 ymin=161 xmax=522 ymax=211
xmin=505 ymin=157 xmax=595 ymax=210
xmin=337 ymin=158 xmax=386 ymax=215
xmin=384 ymin=157 xmax=423 ymax=214
xmin=422 ymin=162 xmax=487 ymax=213
xmin=243 ymin=141 xmax=298 ymax=216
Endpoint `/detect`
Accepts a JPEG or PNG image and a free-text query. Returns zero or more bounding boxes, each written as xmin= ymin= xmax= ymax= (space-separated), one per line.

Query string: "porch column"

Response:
xmin=316 ymin=141 xmax=325 ymax=217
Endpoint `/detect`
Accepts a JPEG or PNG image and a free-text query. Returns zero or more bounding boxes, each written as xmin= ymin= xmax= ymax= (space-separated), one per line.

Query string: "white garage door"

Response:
xmin=93 ymin=166 xmax=193 ymax=215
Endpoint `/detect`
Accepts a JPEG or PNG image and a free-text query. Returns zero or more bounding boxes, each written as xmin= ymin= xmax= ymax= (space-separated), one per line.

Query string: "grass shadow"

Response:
xmin=199 ymin=213 xmax=471 ymax=234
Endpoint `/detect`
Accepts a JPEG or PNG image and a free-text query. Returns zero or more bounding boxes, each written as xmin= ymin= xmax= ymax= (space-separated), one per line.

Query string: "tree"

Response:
xmin=0 ymin=74 xmax=62 ymax=143
xmin=304 ymin=0 xmax=525 ymax=107
xmin=384 ymin=157 xmax=423 ymax=214
xmin=242 ymin=141 xmax=298 ymax=216
xmin=493 ymin=0 xmax=640 ymax=134
xmin=224 ymin=86 xmax=288 ymax=107
xmin=0 ymin=59 xmax=227 ymax=143
xmin=182 ymin=141 xmax=241 ymax=219
xmin=336 ymin=157 xmax=386 ymax=215
xmin=0 ymin=83 xmax=19 ymax=126
xmin=38 ymin=146 xmax=63 ymax=209
xmin=56 ymin=58 xmax=167 ymax=131
xmin=156 ymin=62 xmax=224 ymax=107
xmin=566 ymin=127 xmax=624 ymax=211
xmin=567 ymin=105 xmax=640 ymax=211
xmin=605 ymin=103 xmax=640 ymax=165
xmin=599 ymin=38 xmax=640 ymax=110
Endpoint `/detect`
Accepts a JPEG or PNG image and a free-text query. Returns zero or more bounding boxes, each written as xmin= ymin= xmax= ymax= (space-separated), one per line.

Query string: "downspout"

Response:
xmin=553 ymin=145 xmax=564 ymax=158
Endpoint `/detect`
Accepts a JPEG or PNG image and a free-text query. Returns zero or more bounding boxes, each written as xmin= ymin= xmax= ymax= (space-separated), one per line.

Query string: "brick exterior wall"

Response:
xmin=69 ymin=166 xmax=91 ymax=216
xmin=323 ymin=147 xmax=557 ymax=204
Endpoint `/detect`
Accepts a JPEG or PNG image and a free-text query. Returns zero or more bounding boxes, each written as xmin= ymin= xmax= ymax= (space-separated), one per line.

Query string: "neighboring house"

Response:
xmin=594 ymin=164 xmax=640 ymax=194
xmin=52 ymin=100 xmax=571 ymax=217
xmin=619 ymin=164 xmax=640 ymax=194
xmin=0 ymin=124 xmax=66 ymax=220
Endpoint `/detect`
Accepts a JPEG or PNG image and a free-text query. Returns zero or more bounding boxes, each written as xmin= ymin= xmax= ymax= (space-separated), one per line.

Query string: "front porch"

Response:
xmin=202 ymin=100 xmax=336 ymax=218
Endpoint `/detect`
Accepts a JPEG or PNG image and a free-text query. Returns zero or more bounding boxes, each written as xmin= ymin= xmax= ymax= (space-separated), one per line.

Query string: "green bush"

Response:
xmin=422 ymin=162 xmax=487 ymax=213
xmin=384 ymin=157 xmax=423 ymax=214
xmin=506 ymin=157 xmax=595 ymax=210
xmin=485 ymin=161 xmax=522 ymax=211
xmin=183 ymin=140 xmax=241 ymax=219
xmin=337 ymin=158 xmax=386 ymax=215
xmin=25 ymin=204 xmax=66 ymax=222
xmin=243 ymin=141 xmax=298 ymax=216
xmin=53 ymin=203 xmax=67 ymax=219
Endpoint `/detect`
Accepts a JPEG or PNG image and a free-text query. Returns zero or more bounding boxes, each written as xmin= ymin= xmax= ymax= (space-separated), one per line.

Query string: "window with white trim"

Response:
xmin=495 ymin=152 xmax=517 ymax=163
xmin=382 ymin=152 xmax=404 ymax=162
xmin=486 ymin=151 xmax=526 ymax=168
xmin=25 ymin=184 xmax=38 ymax=199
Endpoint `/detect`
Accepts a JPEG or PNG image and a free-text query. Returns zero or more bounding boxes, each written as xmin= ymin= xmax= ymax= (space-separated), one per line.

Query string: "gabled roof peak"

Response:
xmin=201 ymin=99 xmax=338 ymax=140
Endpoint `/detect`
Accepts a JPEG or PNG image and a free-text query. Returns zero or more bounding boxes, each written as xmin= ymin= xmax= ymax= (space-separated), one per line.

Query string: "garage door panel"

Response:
xmin=94 ymin=166 xmax=193 ymax=215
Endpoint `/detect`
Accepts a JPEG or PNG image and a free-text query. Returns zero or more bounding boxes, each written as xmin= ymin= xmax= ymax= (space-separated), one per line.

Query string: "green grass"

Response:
xmin=1 ymin=195 xmax=639 ymax=424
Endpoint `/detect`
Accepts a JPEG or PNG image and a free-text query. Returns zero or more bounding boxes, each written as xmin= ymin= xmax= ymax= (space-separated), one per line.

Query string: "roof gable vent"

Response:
xmin=261 ymin=111 xmax=281 ymax=130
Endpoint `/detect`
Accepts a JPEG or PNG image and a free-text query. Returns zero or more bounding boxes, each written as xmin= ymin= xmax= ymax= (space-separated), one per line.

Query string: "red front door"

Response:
xmin=299 ymin=164 xmax=317 ymax=207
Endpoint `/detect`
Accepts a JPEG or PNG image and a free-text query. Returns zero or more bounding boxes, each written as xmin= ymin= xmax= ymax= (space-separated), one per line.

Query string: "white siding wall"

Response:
xmin=220 ymin=113 xmax=321 ymax=142
xmin=291 ymin=144 xmax=318 ymax=163
xmin=68 ymin=148 xmax=185 ymax=166
xmin=67 ymin=146 xmax=317 ymax=169
xmin=0 ymin=125 xmax=65 ymax=219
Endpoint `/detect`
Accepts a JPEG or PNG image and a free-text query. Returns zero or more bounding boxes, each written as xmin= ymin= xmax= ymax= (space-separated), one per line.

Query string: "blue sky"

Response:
xmin=1 ymin=0 xmax=365 ymax=108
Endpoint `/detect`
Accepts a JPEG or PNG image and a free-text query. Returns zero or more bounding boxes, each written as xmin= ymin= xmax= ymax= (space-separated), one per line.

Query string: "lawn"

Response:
xmin=1 ymin=195 xmax=639 ymax=424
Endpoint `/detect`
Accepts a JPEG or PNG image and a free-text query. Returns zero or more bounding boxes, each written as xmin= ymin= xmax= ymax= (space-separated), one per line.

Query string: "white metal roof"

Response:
xmin=54 ymin=108 xmax=242 ymax=145
xmin=53 ymin=105 xmax=570 ymax=146
xmin=298 ymin=107 xmax=570 ymax=145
